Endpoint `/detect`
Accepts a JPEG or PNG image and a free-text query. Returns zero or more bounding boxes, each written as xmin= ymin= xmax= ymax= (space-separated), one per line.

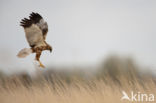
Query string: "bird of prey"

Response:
xmin=17 ymin=12 xmax=52 ymax=68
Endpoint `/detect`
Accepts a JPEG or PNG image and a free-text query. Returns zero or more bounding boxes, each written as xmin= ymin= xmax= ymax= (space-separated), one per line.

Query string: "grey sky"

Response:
xmin=0 ymin=0 xmax=156 ymax=73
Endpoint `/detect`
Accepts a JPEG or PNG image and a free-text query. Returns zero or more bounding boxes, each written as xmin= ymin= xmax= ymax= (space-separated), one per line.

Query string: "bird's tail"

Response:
xmin=17 ymin=48 xmax=33 ymax=58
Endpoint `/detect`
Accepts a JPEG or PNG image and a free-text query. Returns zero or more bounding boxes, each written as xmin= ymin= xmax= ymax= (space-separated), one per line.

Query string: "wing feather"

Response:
xmin=29 ymin=12 xmax=43 ymax=24
xmin=29 ymin=12 xmax=48 ymax=40
xmin=20 ymin=12 xmax=48 ymax=48
xmin=20 ymin=18 xmax=32 ymax=28
xmin=24 ymin=24 xmax=46 ymax=48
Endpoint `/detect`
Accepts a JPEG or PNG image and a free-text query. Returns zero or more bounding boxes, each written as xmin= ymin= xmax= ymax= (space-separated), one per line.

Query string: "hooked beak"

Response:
xmin=50 ymin=48 xmax=52 ymax=53
xmin=46 ymin=43 xmax=52 ymax=53
xmin=49 ymin=47 xmax=52 ymax=53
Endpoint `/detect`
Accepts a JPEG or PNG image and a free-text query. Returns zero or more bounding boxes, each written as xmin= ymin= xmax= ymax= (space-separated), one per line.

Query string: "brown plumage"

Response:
xmin=18 ymin=12 xmax=52 ymax=68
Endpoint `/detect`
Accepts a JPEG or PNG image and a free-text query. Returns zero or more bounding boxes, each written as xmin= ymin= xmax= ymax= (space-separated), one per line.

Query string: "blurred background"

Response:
xmin=0 ymin=0 xmax=156 ymax=75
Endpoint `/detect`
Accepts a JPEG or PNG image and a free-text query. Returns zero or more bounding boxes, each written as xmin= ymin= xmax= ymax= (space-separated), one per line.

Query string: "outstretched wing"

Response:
xmin=20 ymin=12 xmax=48 ymax=48
xmin=29 ymin=12 xmax=48 ymax=40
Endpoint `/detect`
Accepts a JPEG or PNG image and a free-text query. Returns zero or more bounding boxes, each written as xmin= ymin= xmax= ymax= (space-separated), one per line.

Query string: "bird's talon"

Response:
xmin=39 ymin=61 xmax=45 ymax=68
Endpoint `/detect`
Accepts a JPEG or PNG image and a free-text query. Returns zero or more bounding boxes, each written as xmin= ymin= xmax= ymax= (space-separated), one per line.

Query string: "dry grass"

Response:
xmin=0 ymin=56 xmax=155 ymax=103
xmin=0 ymin=75 xmax=155 ymax=103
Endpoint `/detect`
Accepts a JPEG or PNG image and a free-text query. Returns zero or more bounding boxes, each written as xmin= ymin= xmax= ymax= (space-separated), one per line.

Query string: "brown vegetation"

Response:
xmin=0 ymin=56 xmax=155 ymax=103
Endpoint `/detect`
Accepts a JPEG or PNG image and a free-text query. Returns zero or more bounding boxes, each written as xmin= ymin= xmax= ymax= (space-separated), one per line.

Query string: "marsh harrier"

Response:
xmin=17 ymin=12 xmax=52 ymax=68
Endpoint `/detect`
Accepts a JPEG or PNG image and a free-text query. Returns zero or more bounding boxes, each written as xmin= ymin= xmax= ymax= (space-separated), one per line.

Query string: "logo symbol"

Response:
xmin=121 ymin=91 xmax=130 ymax=101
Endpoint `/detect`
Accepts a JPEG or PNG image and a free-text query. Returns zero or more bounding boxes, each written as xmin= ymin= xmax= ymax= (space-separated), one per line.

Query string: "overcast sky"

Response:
xmin=0 ymin=0 xmax=156 ymax=73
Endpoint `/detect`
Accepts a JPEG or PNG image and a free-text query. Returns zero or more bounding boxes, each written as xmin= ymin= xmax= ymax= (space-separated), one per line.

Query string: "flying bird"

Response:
xmin=17 ymin=12 xmax=52 ymax=68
